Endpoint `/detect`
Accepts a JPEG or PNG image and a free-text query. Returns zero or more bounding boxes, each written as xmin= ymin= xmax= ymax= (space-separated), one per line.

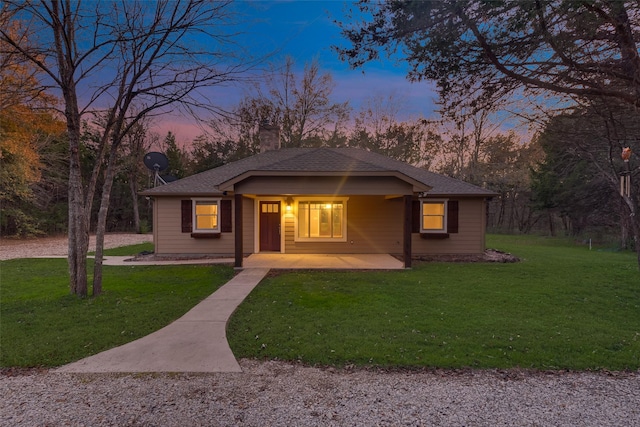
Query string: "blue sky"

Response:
xmin=161 ymin=0 xmax=440 ymax=143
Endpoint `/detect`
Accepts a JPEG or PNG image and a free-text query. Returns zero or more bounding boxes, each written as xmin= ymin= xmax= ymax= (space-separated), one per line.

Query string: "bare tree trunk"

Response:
xmin=93 ymin=147 xmax=120 ymax=296
xmin=507 ymin=192 xmax=515 ymax=232
xmin=67 ymin=130 xmax=89 ymax=297
xmin=52 ymin=0 xmax=90 ymax=297
xmin=129 ymin=173 xmax=141 ymax=233
xmin=620 ymin=192 xmax=640 ymax=271
xmin=3 ymin=0 xmax=250 ymax=296
xmin=497 ymin=193 xmax=506 ymax=229
xmin=631 ymin=218 xmax=640 ymax=271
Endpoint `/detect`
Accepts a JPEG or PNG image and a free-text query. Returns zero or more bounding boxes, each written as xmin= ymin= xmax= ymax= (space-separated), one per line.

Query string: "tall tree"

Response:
xmin=190 ymin=59 xmax=351 ymax=170
xmin=189 ymin=96 xmax=270 ymax=173
xmin=2 ymin=0 xmax=251 ymax=296
xmin=531 ymin=101 xmax=639 ymax=255
xmin=0 ymin=20 xmax=65 ymax=236
xmin=254 ymin=58 xmax=351 ymax=148
xmin=480 ymin=132 xmax=542 ymax=233
xmin=338 ymin=0 xmax=640 ymax=113
xmin=162 ymin=132 xmax=188 ymax=180
xmin=119 ymin=117 xmax=155 ymax=234
xmin=348 ymin=95 xmax=439 ymax=165
xmin=339 ymin=0 xmax=640 ymax=268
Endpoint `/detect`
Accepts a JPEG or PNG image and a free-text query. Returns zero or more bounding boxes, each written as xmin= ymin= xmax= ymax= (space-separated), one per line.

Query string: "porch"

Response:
xmin=243 ymin=253 xmax=404 ymax=270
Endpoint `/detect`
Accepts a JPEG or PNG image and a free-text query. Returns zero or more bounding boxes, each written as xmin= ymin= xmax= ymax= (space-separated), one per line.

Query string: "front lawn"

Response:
xmin=227 ymin=235 xmax=640 ymax=370
xmin=0 ymin=250 xmax=234 ymax=367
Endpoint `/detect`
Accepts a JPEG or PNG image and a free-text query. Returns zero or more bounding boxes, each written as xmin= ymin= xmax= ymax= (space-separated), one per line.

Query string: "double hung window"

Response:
xmin=193 ymin=199 xmax=219 ymax=232
xmin=421 ymin=201 xmax=446 ymax=232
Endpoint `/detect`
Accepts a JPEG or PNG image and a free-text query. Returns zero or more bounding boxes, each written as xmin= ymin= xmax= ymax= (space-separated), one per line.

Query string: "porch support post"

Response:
xmin=234 ymin=193 xmax=243 ymax=268
xmin=403 ymin=194 xmax=412 ymax=268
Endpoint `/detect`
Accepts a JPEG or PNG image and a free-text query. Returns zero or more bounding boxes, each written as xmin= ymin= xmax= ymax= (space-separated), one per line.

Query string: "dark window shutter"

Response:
xmin=447 ymin=200 xmax=459 ymax=234
xmin=220 ymin=199 xmax=232 ymax=232
xmin=412 ymin=200 xmax=420 ymax=233
xmin=181 ymin=200 xmax=192 ymax=233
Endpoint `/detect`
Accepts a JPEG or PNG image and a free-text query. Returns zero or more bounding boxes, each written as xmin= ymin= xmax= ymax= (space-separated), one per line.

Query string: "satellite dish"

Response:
xmin=161 ymin=175 xmax=177 ymax=183
xmin=143 ymin=152 xmax=169 ymax=172
xmin=143 ymin=152 xmax=170 ymax=187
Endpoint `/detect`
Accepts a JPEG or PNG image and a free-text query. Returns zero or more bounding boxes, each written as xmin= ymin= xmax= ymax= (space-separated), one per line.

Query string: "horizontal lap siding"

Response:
xmin=153 ymin=196 xmax=487 ymax=256
xmin=154 ymin=197 xmax=237 ymax=255
xmin=242 ymin=197 xmax=255 ymax=255
xmin=413 ymin=198 xmax=486 ymax=255
xmin=284 ymin=196 xmax=404 ymax=254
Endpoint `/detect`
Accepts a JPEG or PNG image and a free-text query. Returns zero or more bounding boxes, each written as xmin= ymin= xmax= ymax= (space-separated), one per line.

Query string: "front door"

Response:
xmin=259 ymin=201 xmax=281 ymax=252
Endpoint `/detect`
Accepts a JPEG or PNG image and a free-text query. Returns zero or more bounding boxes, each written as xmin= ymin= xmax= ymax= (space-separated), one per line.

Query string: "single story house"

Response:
xmin=141 ymin=126 xmax=497 ymax=268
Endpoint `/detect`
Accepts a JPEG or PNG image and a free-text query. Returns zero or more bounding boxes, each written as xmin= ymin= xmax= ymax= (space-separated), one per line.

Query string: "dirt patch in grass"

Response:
xmin=128 ymin=252 xmax=233 ymax=262
xmin=413 ymin=249 xmax=520 ymax=263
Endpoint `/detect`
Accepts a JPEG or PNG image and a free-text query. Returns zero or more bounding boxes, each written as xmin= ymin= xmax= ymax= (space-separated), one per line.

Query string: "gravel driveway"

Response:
xmin=0 ymin=233 xmax=153 ymax=260
xmin=2 ymin=362 xmax=638 ymax=426
xmin=2 ymin=234 xmax=639 ymax=426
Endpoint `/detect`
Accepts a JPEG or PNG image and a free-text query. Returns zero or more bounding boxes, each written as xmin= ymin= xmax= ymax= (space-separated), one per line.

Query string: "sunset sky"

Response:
xmin=159 ymin=0 xmax=440 ymax=145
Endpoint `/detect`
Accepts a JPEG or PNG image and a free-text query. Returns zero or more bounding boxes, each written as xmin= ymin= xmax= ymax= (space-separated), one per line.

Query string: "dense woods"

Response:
xmin=3 ymin=67 xmax=637 ymax=251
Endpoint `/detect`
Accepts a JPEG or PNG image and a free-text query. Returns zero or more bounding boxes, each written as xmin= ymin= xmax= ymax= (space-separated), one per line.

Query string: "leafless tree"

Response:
xmin=255 ymin=57 xmax=351 ymax=148
xmin=1 ymin=0 xmax=252 ymax=295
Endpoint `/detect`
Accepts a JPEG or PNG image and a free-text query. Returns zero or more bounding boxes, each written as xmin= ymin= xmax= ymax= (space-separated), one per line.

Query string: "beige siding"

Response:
xmin=154 ymin=197 xmax=237 ymax=256
xmin=153 ymin=195 xmax=487 ymax=256
xmin=242 ymin=197 xmax=255 ymax=255
xmin=283 ymin=196 xmax=404 ymax=254
xmin=412 ymin=198 xmax=487 ymax=255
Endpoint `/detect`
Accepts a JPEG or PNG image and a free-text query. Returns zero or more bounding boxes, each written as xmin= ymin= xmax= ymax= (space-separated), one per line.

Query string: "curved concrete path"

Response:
xmin=56 ymin=254 xmax=402 ymax=374
xmin=57 ymin=268 xmax=269 ymax=374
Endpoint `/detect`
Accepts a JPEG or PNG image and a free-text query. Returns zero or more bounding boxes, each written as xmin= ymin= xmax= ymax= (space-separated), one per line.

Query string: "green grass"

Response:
xmin=0 ymin=246 xmax=234 ymax=367
xmin=227 ymin=235 xmax=640 ymax=370
xmin=102 ymin=242 xmax=154 ymax=256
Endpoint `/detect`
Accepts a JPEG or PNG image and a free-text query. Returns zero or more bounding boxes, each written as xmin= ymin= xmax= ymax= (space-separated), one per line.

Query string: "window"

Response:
xmin=261 ymin=203 xmax=279 ymax=214
xmin=193 ymin=199 xmax=219 ymax=232
xmin=422 ymin=201 xmax=446 ymax=232
xmin=181 ymin=199 xmax=231 ymax=236
xmin=297 ymin=200 xmax=346 ymax=241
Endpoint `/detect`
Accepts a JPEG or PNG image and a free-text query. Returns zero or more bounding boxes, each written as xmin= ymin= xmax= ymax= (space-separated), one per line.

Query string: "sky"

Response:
xmin=158 ymin=0 xmax=440 ymax=145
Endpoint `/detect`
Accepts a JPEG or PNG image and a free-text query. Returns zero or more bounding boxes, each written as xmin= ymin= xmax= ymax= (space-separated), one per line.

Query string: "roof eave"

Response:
xmin=217 ymin=170 xmax=432 ymax=193
xmin=139 ymin=189 xmax=225 ymax=197
xmin=423 ymin=191 xmax=499 ymax=198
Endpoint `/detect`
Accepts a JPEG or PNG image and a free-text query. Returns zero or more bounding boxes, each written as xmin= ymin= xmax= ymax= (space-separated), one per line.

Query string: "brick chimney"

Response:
xmin=259 ymin=121 xmax=280 ymax=152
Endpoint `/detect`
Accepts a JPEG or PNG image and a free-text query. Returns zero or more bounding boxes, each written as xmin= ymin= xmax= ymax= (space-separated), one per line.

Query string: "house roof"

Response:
xmin=140 ymin=147 xmax=497 ymax=197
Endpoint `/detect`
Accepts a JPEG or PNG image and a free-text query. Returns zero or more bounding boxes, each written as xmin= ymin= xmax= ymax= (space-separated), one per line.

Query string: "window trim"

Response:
xmin=294 ymin=197 xmax=348 ymax=242
xmin=421 ymin=199 xmax=448 ymax=233
xmin=192 ymin=198 xmax=221 ymax=233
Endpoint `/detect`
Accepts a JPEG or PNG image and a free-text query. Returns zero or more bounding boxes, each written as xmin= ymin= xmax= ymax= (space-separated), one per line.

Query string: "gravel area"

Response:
xmin=2 ymin=361 xmax=639 ymax=426
xmin=0 ymin=233 xmax=153 ymax=260
xmin=2 ymin=234 xmax=639 ymax=426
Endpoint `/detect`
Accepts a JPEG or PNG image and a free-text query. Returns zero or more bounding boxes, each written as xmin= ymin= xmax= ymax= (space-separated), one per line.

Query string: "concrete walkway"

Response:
xmin=57 ymin=268 xmax=269 ymax=373
xmin=98 ymin=253 xmax=403 ymax=269
xmin=56 ymin=254 xmax=402 ymax=374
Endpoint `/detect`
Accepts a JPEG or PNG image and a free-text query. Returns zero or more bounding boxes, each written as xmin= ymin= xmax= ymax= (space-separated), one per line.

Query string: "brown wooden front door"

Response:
xmin=259 ymin=201 xmax=281 ymax=252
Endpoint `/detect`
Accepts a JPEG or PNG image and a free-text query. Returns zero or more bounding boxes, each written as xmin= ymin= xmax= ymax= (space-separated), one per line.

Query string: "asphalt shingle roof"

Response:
xmin=141 ymin=147 xmax=496 ymax=197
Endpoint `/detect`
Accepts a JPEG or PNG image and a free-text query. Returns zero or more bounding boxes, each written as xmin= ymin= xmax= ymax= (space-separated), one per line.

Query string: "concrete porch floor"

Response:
xmin=243 ymin=253 xmax=404 ymax=269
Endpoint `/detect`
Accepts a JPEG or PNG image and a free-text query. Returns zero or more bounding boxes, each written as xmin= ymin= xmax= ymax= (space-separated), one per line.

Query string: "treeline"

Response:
xmin=2 ymin=58 xmax=638 ymax=251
